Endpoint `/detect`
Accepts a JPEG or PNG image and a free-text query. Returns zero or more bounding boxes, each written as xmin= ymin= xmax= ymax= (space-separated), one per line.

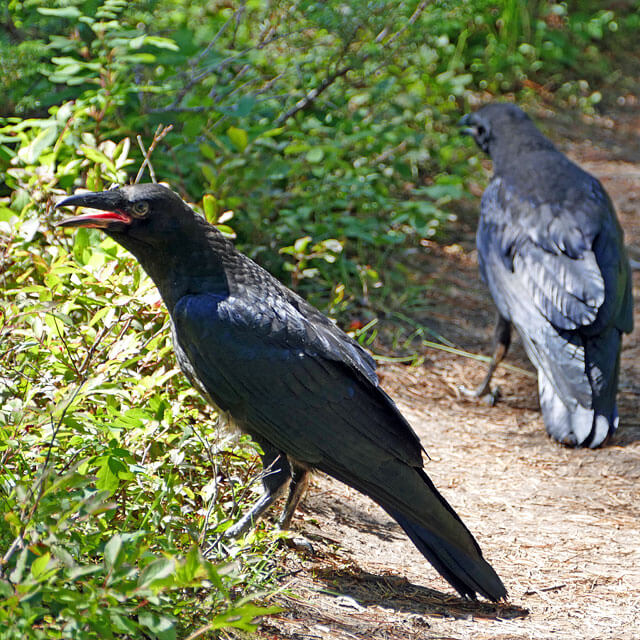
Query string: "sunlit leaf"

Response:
xmin=104 ymin=534 xmax=123 ymax=570
xmin=227 ymin=127 xmax=248 ymax=152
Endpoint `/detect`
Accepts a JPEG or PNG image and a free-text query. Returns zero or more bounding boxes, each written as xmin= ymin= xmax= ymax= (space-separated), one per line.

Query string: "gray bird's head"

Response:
xmin=459 ymin=103 xmax=555 ymax=173
xmin=459 ymin=103 xmax=541 ymax=155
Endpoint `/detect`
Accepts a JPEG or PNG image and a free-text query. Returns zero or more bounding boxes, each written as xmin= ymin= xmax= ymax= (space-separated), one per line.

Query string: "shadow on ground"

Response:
xmin=313 ymin=567 xmax=529 ymax=620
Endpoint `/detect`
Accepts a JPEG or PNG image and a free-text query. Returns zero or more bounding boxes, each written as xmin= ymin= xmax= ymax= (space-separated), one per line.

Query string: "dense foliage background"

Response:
xmin=1 ymin=1 xmax=638 ymax=637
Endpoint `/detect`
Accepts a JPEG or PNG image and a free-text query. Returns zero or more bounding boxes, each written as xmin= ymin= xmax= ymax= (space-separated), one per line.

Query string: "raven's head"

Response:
xmin=56 ymin=183 xmax=194 ymax=234
xmin=56 ymin=183 xmax=227 ymax=308
xmin=459 ymin=103 xmax=534 ymax=157
xmin=55 ymin=183 xmax=210 ymax=262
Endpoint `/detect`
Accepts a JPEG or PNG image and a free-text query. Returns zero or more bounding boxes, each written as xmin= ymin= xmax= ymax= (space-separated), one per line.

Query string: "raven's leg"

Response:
xmin=460 ymin=315 xmax=511 ymax=405
xmin=278 ymin=464 xmax=315 ymax=553
xmin=225 ymin=441 xmax=291 ymax=538
xmin=278 ymin=464 xmax=309 ymax=529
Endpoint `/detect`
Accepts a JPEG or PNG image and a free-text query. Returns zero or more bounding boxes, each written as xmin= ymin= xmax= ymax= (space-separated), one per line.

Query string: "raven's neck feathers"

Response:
xmin=117 ymin=216 xmax=233 ymax=312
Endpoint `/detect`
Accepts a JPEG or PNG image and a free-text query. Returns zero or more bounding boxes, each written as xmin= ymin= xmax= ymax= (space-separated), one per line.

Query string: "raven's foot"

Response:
xmin=458 ymin=383 xmax=501 ymax=407
xmin=223 ymin=516 xmax=255 ymax=540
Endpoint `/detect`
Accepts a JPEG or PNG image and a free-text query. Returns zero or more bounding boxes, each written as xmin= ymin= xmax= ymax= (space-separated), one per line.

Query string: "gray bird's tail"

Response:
xmin=538 ymin=372 xmax=618 ymax=448
xmin=537 ymin=327 xmax=622 ymax=448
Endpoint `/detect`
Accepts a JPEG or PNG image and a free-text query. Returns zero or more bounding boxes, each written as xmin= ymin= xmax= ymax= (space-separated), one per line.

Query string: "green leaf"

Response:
xmin=210 ymin=604 xmax=281 ymax=632
xmin=79 ymin=145 xmax=117 ymax=172
xmin=18 ymin=126 xmax=58 ymax=164
xmin=141 ymin=36 xmax=180 ymax=51
xmin=214 ymin=224 xmax=236 ymax=238
xmin=110 ymin=610 xmax=139 ymax=634
xmin=138 ymin=611 xmax=176 ymax=640
xmin=179 ymin=547 xmax=203 ymax=583
xmin=138 ymin=557 xmax=175 ymax=589
xmin=38 ymin=7 xmax=82 ymax=18
xmin=0 ymin=580 xmax=13 ymax=598
xmin=104 ymin=534 xmax=123 ymax=570
xmin=96 ymin=458 xmax=120 ymax=494
xmin=0 ymin=205 xmax=16 ymax=223
xmin=89 ymin=306 xmax=110 ymax=328
xmin=67 ymin=565 xmax=102 ymax=581
xmin=306 ymin=148 xmax=324 ymax=163
xmin=73 ymin=227 xmax=90 ymax=263
xmin=259 ymin=127 xmax=285 ymax=138
xmin=202 ymin=194 xmax=218 ymax=222
xmin=283 ymin=142 xmax=310 ymax=155
xmin=31 ymin=552 xmax=51 ymax=579
xmin=114 ymin=137 xmax=131 ymax=169
xmin=227 ymin=127 xmax=248 ymax=152
xmin=9 ymin=548 xmax=28 ymax=583
xmin=294 ymin=236 xmax=311 ymax=252
xmin=199 ymin=143 xmax=217 ymax=162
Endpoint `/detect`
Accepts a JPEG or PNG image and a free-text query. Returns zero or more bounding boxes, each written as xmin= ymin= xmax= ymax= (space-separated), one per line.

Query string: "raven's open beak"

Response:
xmin=457 ymin=114 xmax=475 ymax=137
xmin=55 ymin=191 xmax=131 ymax=229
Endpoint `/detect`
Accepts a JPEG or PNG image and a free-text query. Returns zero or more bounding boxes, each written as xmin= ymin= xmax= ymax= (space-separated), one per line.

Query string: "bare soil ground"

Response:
xmin=257 ymin=104 xmax=640 ymax=640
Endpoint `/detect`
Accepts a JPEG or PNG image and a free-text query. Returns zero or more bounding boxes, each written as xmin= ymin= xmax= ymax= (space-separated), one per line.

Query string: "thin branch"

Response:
xmin=166 ymin=30 xmax=299 ymax=113
xmin=159 ymin=5 xmax=241 ymax=111
xmin=274 ymin=1 xmax=432 ymax=126
xmin=230 ymin=0 xmax=247 ymax=49
xmin=255 ymin=72 xmax=286 ymax=96
xmin=275 ymin=64 xmax=351 ymax=126
xmin=51 ymin=314 xmax=81 ymax=377
xmin=214 ymin=74 xmax=255 ymax=103
xmin=135 ymin=124 xmax=174 ymax=184
xmin=193 ymin=12 xmax=235 ymax=66
xmin=378 ymin=0 xmax=432 ymax=47
xmin=147 ymin=105 xmax=207 ymax=115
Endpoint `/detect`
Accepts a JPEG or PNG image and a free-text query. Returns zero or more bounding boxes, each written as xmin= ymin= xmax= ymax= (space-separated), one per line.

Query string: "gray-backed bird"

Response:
xmin=459 ymin=103 xmax=632 ymax=448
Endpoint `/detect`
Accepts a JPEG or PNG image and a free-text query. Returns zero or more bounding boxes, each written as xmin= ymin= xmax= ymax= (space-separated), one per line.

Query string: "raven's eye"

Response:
xmin=476 ymin=125 xmax=486 ymax=137
xmin=131 ymin=201 xmax=150 ymax=217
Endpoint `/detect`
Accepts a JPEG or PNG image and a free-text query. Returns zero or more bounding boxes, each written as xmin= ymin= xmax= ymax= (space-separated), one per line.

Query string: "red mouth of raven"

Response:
xmin=57 ymin=209 xmax=131 ymax=229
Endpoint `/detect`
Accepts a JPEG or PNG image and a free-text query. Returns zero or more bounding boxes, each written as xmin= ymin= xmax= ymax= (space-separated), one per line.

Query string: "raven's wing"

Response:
xmin=220 ymin=251 xmax=379 ymax=387
xmin=171 ymin=289 xmax=422 ymax=468
xmin=478 ymin=172 xmax=632 ymax=407
xmin=170 ymin=288 xmax=507 ymax=600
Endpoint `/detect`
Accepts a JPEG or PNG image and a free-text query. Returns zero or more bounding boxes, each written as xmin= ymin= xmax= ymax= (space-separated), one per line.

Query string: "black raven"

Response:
xmin=56 ymin=184 xmax=506 ymax=601
xmin=459 ymin=103 xmax=633 ymax=448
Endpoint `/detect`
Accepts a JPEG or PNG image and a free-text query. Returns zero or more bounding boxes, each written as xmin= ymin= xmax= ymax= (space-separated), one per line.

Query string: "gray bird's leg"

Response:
xmin=460 ymin=315 xmax=511 ymax=405
xmin=225 ymin=440 xmax=291 ymax=538
xmin=278 ymin=464 xmax=309 ymax=530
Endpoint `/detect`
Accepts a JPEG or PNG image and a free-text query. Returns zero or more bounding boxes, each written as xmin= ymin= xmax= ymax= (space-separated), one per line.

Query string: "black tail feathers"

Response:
xmin=388 ymin=509 xmax=507 ymax=602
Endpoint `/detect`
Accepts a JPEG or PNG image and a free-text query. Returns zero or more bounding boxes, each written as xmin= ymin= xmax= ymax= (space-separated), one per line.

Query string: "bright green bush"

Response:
xmin=0 ymin=116 xmax=282 ymax=637
xmin=2 ymin=1 xmax=637 ymax=309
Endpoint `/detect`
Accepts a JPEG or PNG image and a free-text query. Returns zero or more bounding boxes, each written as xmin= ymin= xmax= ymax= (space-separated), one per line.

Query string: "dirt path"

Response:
xmin=257 ymin=105 xmax=640 ymax=640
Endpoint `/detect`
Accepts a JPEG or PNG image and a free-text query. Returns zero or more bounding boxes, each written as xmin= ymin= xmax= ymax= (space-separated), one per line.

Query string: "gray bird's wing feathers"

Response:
xmin=480 ymin=172 xmax=631 ymax=332
xmin=478 ymin=170 xmax=632 ymax=408
xmin=482 ymin=177 xmax=602 ymax=328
